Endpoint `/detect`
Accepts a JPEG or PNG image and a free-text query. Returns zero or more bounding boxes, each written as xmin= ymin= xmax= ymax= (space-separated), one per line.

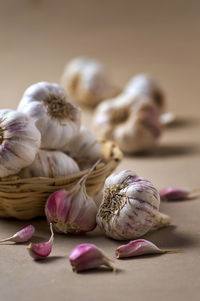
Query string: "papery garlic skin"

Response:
xmin=124 ymin=74 xmax=165 ymax=112
xmin=62 ymin=126 xmax=104 ymax=169
xmin=96 ymin=170 xmax=160 ymax=240
xmin=69 ymin=243 xmax=115 ymax=272
xmin=94 ymin=98 xmax=162 ymax=153
xmin=61 ymin=57 xmax=119 ymax=107
xmin=19 ymin=149 xmax=79 ymax=178
xmin=45 ymin=184 xmax=97 ymax=234
xmin=18 ymin=82 xmax=81 ymax=149
xmin=0 ymin=109 xmax=41 ymax=177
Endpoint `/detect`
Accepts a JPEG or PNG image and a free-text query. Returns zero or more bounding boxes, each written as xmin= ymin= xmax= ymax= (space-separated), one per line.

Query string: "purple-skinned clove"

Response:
xmin=27 ymin=223 xmax=54 ymax=260
xmin=160 ymin=187 xmax=200 ymax=201
xmin=115 ymin=239 xmax=182 ymax=259
xmin=0 ymin=225 xmax=35 ymax=243
xmin=69 ymin=243 xmax=116 ymax=273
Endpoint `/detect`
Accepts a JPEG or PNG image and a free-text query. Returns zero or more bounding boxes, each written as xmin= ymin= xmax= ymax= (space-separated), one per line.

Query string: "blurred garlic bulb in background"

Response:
xmin=61 ymin=57 xmax=120 ymax=107
xmin=19 ymin=149 xmax=79 ymax=178
xmin=18 ymin=82 xmax=81 ymax=149
xmin=94 ymin=98 xmax=162 ymax=154
xmin=97 ymin=170 xmax=170 ymax=240
xmin=62 ymin=126 xmax=104 ymax=169
xmin=0 ymin=109 xmax=41 ymax=177
xmin=124 ymin=74 xmax=165 ymax=113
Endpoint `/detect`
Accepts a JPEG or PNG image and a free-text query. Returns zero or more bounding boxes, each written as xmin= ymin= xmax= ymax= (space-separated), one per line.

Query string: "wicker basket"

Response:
xmin=0 ymin=140 xmax=122 ymax=220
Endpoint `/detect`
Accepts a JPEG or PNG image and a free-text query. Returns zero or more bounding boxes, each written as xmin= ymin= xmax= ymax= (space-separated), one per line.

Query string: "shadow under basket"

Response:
xmin=0 ymin=141 xmax=122 ymax=220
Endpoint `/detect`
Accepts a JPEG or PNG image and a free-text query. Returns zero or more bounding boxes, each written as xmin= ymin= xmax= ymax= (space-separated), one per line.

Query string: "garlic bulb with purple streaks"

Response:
xmin=97 ymin=170 xmax=170 ymax=240
xmin=19 ymin=149 xmax=79 ymax=178
xmin=18 ymin=82 xmax=81 ymax=149
xmin=61 ymin=57 xmax=120 ymax=107
xmin=0 ymin=109 xmax=41 ymax=177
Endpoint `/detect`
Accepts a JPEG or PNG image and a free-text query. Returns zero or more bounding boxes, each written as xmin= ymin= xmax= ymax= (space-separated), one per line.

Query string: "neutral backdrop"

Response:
xmin=0 ymin=1 xmax=200 ymax=301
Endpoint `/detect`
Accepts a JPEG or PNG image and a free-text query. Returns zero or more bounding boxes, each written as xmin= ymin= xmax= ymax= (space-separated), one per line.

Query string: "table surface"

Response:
xmin=0 ymin=1 xmax=200 ymax=301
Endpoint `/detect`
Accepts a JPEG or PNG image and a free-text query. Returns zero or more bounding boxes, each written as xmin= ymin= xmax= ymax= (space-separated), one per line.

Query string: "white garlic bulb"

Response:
xmin=61 ymin=57 xmax=120 ymax=107
xmin=124 ymin=74 xmax=165 ymax=112
xmin=96 ymin=170 xmax=162 ymax=240
xmin=62 ymin=126 xmax=104 ymax=170
xmin=19 ymin=149 xmax=79 ymax=178
xmin=94 ymin=97 xmax=162 ymax=154
xmin=0 ymin=109 xmax=41 ymax=178
xmin=18 ymin=82 xmax=81 ymax=150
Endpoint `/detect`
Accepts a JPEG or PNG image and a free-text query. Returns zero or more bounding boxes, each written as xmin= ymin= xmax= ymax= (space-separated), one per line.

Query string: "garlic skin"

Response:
xmin=61 ymin=57 xmax=120 ymax=107
xmin=124 ymin=74 xmax=165 ymax=112
xmin=96 ymin=170 xmax=160 ymax=240
xmin=18 ymin=82 xmax=81 ymax=149
xmin=19 ymin=149 xmax=79 ymax=178
xmin=69 ymin=243 xmax=115 ymax=272
xmin=62 ymin=126 xmax=104 ymax=169
xmin=94 ymin=98 xmax=162 ymax=154
xmin=45 ymin=181 xmax=97 ymax=234
xmin=0 ymin=109 xmax=41 ymax=177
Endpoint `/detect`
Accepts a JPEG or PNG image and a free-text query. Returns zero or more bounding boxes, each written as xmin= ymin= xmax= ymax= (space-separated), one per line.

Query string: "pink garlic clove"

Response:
xmin=69 ymin=243 xmax=116 ymax=273
xmin=160 ymin=187 xmax=200 ymax=201
xmin=0 ymin=225 xmax=35 ymax=243
xmin=115 ymin=239 xmax=181 ymax=259
xmin=27 ymin=223 xmax=54 ymax=260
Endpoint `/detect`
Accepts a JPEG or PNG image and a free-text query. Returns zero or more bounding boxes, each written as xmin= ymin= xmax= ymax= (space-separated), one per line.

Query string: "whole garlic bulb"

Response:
xmin=19 ymin=149 xmax=79 ymax=178
xmin=61 ymin=57 xmax=120 ymax=107
xmin=0 ymin=109 xmax=41 ymax=177
xmin=18 ymin=82 xmax=81 ymax=149
xmin=124 ymin=74 xmax=165 ymax=112
xmin=62 ymin=126 xmax=104 ymax=170
xmin=94 ymin=98 xmax=162 ymax=154
xmin=96 ymin=170 xmax=161 ymax=240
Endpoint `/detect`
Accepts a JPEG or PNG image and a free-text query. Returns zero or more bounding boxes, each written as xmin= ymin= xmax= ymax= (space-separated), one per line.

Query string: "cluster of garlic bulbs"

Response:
xmin=61 ymin=57 xmax=120 ymax=107
xmin=0 ymin=81 xmax=103 ymax=179
xmin=93 ymin=74 xmax=166 ymax=154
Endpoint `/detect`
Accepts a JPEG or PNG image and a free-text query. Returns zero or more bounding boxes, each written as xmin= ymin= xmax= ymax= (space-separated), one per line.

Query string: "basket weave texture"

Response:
xmin=0 ymin=141 xmax=122 ymax=220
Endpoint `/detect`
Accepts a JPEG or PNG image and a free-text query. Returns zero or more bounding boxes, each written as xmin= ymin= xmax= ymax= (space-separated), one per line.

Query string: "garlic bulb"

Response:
xmin=61 ymin=57 xmax=120 ymax=107
xmin=124 ymin=74 xmax=165 ymax=112
xmin=97 ymin=170 xmax=169 ymax=240
xmin=94 ymin=98 xmax=162 ymax=154
xmin=62 ymin=126 xmax=104 ymax=169
xmin=18 ymin=82 xmax=81 ymax=149
xmin=19 ymin=149 xmax=79 ymax=178
xmin=0 ymin=109 xmax=41 ymax=177
xmin=45 ymin=176 xmax=97 ymax=233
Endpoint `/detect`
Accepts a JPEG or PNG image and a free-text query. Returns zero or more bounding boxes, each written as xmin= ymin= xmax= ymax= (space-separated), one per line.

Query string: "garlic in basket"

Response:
xmin=62 ymin=126 xmax=104 ymax=169
xmin=94 ymin=98 xmax=162 ymax=154
xmin=124 ymin=74 xmax=165 ymax=113
xmin=61 ymin=57 xmax=120 ymax=107
xmin=45 ymin=174 xmax=97 ymax=233
xmin=19 ymin=149 xmax=79 ymax=178
xmin=0 ymin=109 xmax=41 ymax=177
xmin=97 ymin=170 xmax=170 ymax=240
xmin=18 ymin=82 xmax=81 ymax=149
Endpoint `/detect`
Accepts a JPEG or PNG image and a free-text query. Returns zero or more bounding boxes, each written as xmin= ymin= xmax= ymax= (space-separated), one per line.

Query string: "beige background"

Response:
xmin=0 ymin=1 xmax=200 ymax=300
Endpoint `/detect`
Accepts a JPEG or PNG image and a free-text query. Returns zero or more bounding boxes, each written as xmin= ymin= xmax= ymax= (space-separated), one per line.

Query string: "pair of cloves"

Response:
xmin=0 ymin=224 xmax=54 ymax=260
xmin=69 ymin=240 xmax=181 ymax=273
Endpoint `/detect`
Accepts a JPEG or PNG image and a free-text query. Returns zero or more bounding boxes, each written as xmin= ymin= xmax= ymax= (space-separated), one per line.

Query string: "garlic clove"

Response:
xmin=160 ymin=187 xmax=200 ymax=201
xmin=69 ymin=243 xmax=115 ymax=272
xmin=115 ymin=239 xmax=180 ymax=259
xmin=0 ymin=225 xmax=35 ymax=243
xmin=27 ymin=223 xmax=54 ymax=260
